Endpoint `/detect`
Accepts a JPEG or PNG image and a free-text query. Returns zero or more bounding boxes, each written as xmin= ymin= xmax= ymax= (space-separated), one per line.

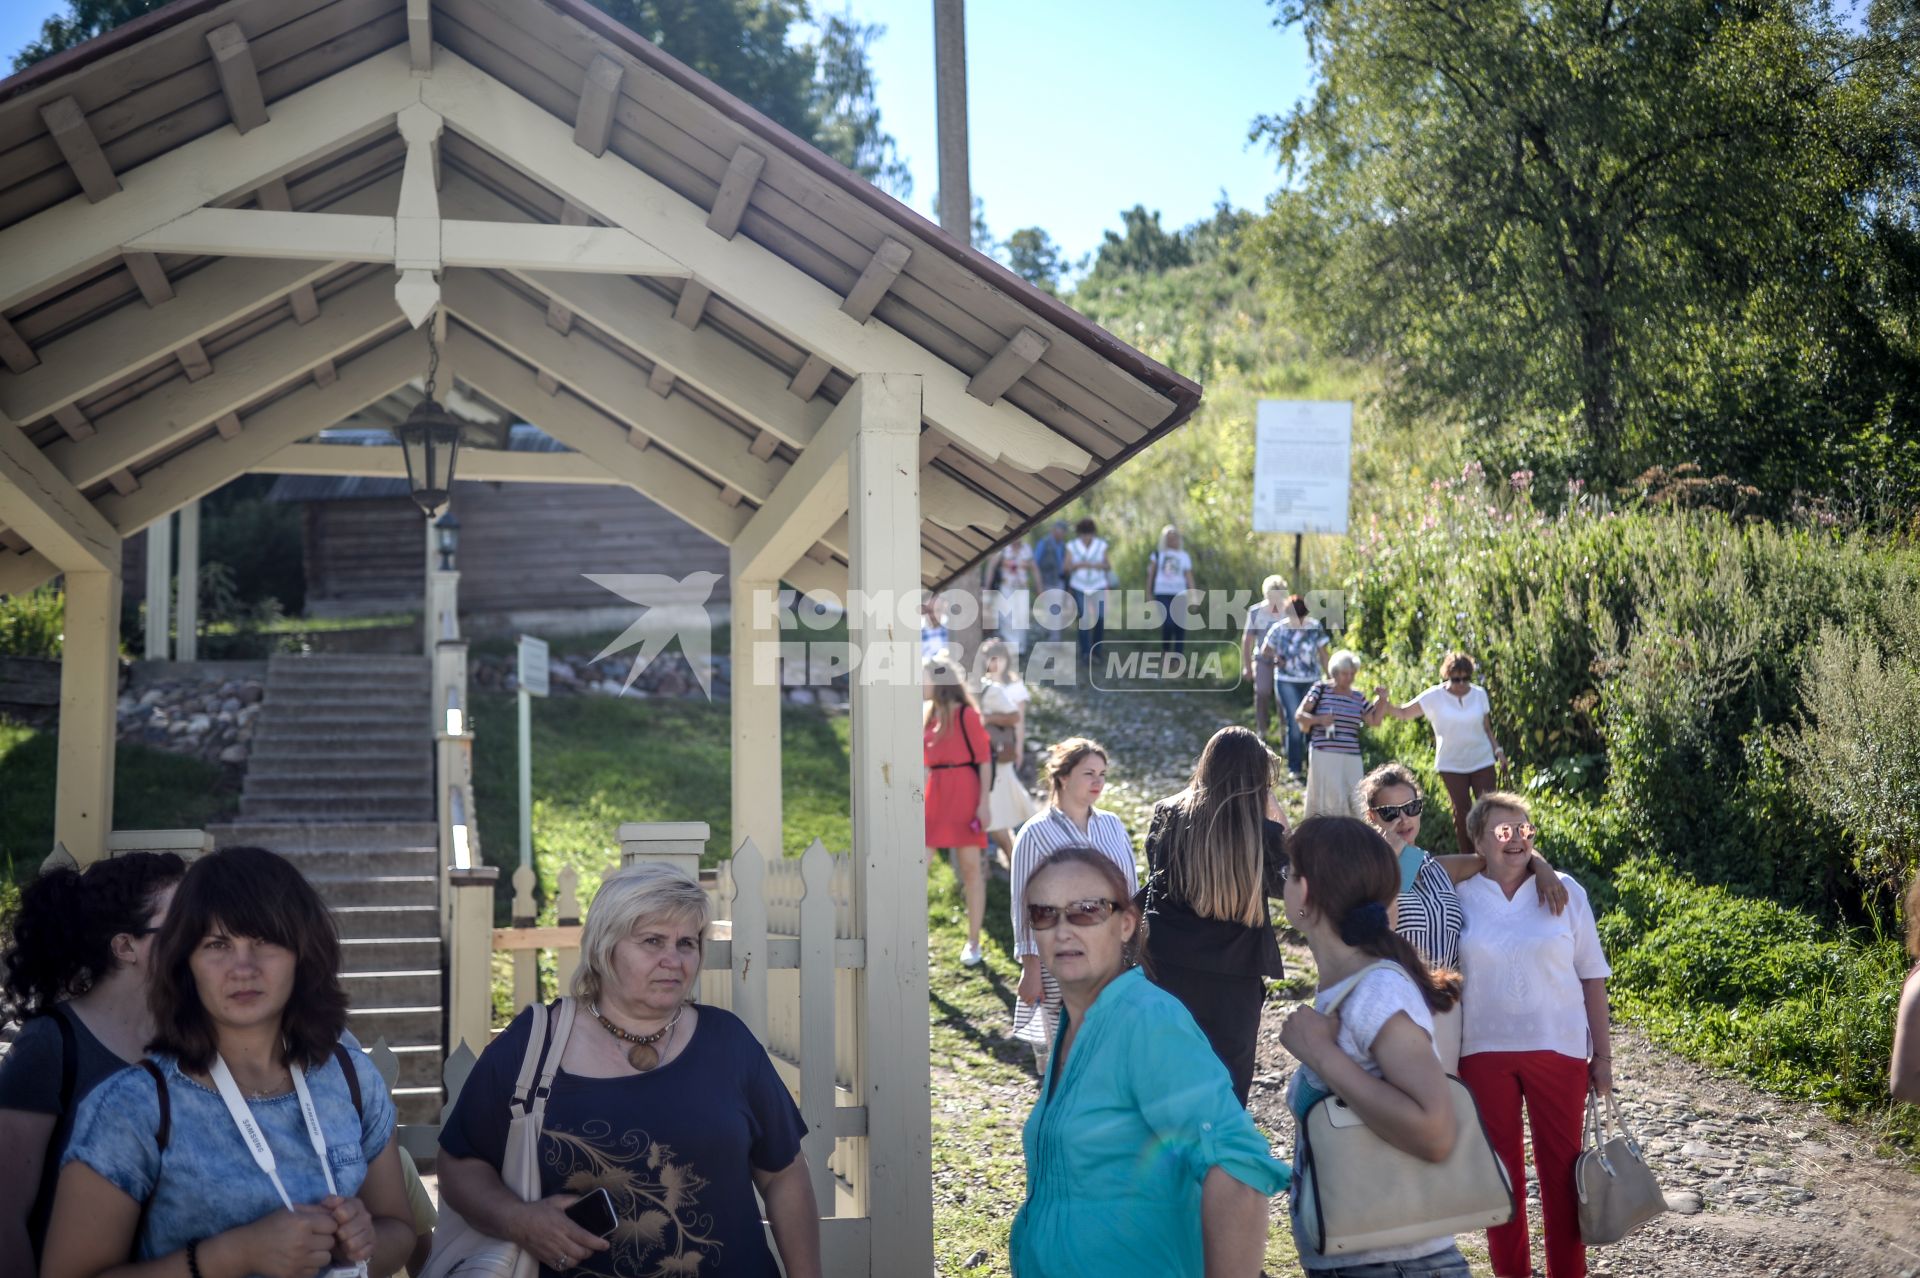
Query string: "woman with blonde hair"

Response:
xmin=1243 ymin=575 xmax=1291 ymax=739
xmin=924 ymin=656 xmax=993 ymax=967
xmin=1145 ymin=525 xmax=1196 ymax=655
xmin=1296 ymin=649 xmax=1379 ymax=818
xmin=1141 ymin=726 xmax=1289 ymax=1103
xmin=1010 ymin=738 xmax=1137 ymax=1079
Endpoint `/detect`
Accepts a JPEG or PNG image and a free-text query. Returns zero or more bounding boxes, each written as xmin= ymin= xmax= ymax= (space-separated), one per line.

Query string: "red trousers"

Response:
xmin=1458 ymin=1050 xmax=1589 ymax=1278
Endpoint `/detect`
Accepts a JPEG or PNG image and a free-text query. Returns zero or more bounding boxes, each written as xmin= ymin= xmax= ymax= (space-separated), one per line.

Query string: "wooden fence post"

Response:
xmin=798 ymin=839 xmax=836 ymax=1211
xmin=554 ymin=863 xmax=581 ymax=996
xmin=448 ymin=865 xmax=499 ymax=1060
xmin=730 ymin=839 xmax=769 ymax=1041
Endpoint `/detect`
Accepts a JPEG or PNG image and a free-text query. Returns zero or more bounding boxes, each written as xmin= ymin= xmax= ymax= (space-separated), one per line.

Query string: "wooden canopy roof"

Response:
xmin=0 ymin=0 xmax=1201 ymax=596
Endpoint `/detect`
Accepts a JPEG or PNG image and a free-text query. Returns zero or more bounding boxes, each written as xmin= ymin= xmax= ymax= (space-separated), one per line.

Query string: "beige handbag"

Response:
xmin=419 ymin=999 xmax=579 ymax=1278
xmin=1294 ymin=963 xmax=1517 ymax=1256
xmin=1576 ymin=1090 xmax=1667 ymax=1244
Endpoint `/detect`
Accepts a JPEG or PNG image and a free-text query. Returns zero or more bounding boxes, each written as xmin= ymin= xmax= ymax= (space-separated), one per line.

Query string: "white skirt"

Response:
xmin=986 ymin=761 xmax=1037 ymax=833
xmin=1302 ymin=748 xmax=1365 ymax=819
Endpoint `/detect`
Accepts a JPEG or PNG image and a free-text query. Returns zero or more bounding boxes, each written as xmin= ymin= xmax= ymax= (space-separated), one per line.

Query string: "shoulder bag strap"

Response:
xmin=528 ymin=1000 xmax=578 ymax=1124
xmin=509 ymin=999 xmax=551 ymax=1112
xmin=52 ymin=1005 xmax=77 ymax=1114
xmin=137 ymin=1060 xmax=170 ymax=1152
xmin=333 ymin=1042 xmax=363 ymax=1118
xmin=1317 ymin=959 xmax=1399 ymax=1018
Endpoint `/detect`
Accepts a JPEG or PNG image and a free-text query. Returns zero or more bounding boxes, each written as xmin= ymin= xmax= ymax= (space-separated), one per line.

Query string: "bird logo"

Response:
xmin=582 ymin=571 xmax=722 ymax=698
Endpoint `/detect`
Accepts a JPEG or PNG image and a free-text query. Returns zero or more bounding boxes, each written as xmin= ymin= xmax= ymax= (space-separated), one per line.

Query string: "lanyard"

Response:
xmin=209 ymin=1054 xmax=341 ymax=1209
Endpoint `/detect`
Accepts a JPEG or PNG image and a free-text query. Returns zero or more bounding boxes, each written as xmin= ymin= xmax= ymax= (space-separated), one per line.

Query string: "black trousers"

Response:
xmin=1149 ymin=961 xmax=1266 ymax=1106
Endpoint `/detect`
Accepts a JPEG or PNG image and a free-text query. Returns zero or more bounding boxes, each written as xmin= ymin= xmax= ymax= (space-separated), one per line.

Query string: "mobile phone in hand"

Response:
xmin=564 ymin=1186 xmax=618 ymax=1239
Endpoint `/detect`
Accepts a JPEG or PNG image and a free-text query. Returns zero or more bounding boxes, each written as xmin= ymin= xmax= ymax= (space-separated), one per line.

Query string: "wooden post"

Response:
xmin=447 ymin=865 xmax=499 ymax=1053
xmin=618 ymin=821 xmax=710 ymax=882
xmin=933 ymin=0 xmax=971 ymax=243
xmin=174 ymin=500 xmax=199 ymax=661
xmin=730 ymin=573 xmax=782 ymax=858
xmin=57 ymin=567 xmax=121 ymax=865
xmin=554 ymin=864 xmax=581 ymax=996
xmin=143 ymin=515 xmax=171 ymax=660
xmin=845 ymin=372 xmax=929 ymax=1268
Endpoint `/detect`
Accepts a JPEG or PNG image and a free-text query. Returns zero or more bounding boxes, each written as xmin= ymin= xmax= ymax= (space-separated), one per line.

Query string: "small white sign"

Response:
xmin=517 ymin=635 xmax=550 ymax=698
xmin=1253 ymin=400 xmax=1352 ymax=535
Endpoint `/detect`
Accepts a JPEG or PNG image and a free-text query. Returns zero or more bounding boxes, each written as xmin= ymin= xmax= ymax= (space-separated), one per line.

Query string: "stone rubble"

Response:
xmin=116 ymin=674 xmax=264 ymax=769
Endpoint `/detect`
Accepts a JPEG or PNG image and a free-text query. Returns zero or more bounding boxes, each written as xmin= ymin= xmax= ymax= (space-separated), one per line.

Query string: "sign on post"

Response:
xmin=1253 ymin=400 xmax=1353 ymax=535
xmin=517 ymin=635 xmax=550 ymax=698
xmin=516 ymin=636 xmax=549 ymax=886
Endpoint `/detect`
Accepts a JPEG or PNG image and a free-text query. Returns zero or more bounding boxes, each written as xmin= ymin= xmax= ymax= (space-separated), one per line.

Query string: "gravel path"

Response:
xmin=1022 ymin=681 xmax=1920 ymax=1278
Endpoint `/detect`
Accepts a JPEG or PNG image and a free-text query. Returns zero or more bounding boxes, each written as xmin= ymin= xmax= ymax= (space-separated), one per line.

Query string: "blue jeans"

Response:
xmin=1305 ymin=1245 xmax=1472 ymax=1278
xmin=1275 ymin=678 xmax=1312 ymax=774
xmin=1071 ymin=587 xmax=1105 ymax=667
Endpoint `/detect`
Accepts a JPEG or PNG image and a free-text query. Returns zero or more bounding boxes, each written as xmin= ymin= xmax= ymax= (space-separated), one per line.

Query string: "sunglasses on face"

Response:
xmin=1493 ymin=822 xmax=1536 ymax=843
xmin=1027 ymin=899 xmax=1122 ymax=930
xmin=1371 ymin=797 xmax=1425 ymax=822
xmin=1447 ymin=676 xmax=1471 ymax=686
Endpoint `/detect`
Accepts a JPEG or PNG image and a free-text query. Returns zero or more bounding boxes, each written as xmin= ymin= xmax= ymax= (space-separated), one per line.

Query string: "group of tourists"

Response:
xmin=983 ymin=517 xmax=1197 ymax=663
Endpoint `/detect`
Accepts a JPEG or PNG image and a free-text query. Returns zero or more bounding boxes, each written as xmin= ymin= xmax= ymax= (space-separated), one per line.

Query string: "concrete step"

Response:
xmin=245 ymin=757 xmax=431 ymax=780
xmin=240 ymin=795 xmax=433 ymax=821
xmin=213 ymin=821 xmax=438 ymax=851
xmin=310 ymin=874 xmax=439 ymax=908
xmin=395 ymin=1087 xmax=444 ymax=1126
xmin=249 ymin=726 xmax=423 ymax=748
xmin=342 ymin=969 xmax=443 ymax=1008
xmin=341 ymin=937 xmax=441 ymax=973
xmin=270 ymin=655 xmax=432 ymax=673
xmin=333 ymin=903 xmax=440 ymax=939
xmin=255 ymin=707 xmax=431 ymax=728
xmin=346 ymin=1003 xmax=441 ymax=1044
xmin=244 ymin=775 xmax=431 ymax=801
xmin=378 ymin=1043 xmax=448 ymax=1090
xmin=273 ymin=848 xmax=439 ymax=876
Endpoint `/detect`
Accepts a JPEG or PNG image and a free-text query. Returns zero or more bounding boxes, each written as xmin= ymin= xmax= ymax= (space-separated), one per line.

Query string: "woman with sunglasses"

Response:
xmin=1141 ymin=726 xmax=1288 ymax=1105
xmin=1372 ymin=652 xmax=1504 ymax=854
xmin=1011 ymin=846 xmax=1288 ymax=1278
xmin=1357 ymin=765 xmax=1564 ymax=1071
xmin=1455 ymin=795 xmax=1611 ymax=1278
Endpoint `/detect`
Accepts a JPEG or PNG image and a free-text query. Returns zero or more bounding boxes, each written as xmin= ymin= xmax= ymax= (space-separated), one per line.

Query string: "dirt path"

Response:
xmin=1022 ymin=682 xmax=1920 ymax=1278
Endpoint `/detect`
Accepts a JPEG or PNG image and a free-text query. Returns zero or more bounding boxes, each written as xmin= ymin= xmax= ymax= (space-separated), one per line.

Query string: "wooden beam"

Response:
xmin=0 ymin=46 xmax=417 ymax=311
xmin=176 ymin=341 xmax=213 ymax=382
xmin=535 ymin=370 xmax=559 ymax=396
xmin=40 ymin=97 xmax=120 ymax=203
xmin=439 ymin=279 xmax=781 ymax=500
xmin=730 ymin=380 xmax=864 ymax=582
xmin=572 ymin=55 xmax=623 ymax=158
xmin=0 ymin=316 xmax=37 ymax=374
xmin=214 ymin=413 xmax=242 ymax=440
xmin=440 ymin=222 xmax=684 ymax=275
xmin=127 ymin=208 xmax=397 ymax=263
xmin=545 ymin=202 xmax=591 ymax=335
xmin=0 ymin=548 xmax=59 ymax=598
xmin=107 ymin=470 xmax=138 ymax=495
xmin=48 ymin=271 xmax=404 ymax=490
xmin=674 ymin=281 xmax=711 ymax=328
xmin=842 ymin=238 xmax=912 ymax=323
xmin=206 ymin=23 xmax=269 ymax=134
xmin=749 ymin=430 xmax=779 ymax=460
xmin=424 ymin=55 xmax=1088 ymax=474
xmin=788 ymin=354 xmax=830 ymax=401
xmin=407 ymin=0 xmax=433 ymax=72
xmin=254 ymin=179 xmax=321 ymax=323
xmin=51 ymin=406 xmax=94 ymax=441
xmin=967 ymin=327 xmax=1050 ymax=406
xmin=647 ymin=364 xmax=675 ymax=398
xmin=96 ymin=330 xmax=429 ymax=537
xmin=312 ymin=359 xmax=338 ymax=388
xmin=706 ymin=146 xmax=765 ymax=240
xmin=57 ymin=568 xmax=121 ymax=865
xmin=0 ymin=415 xmax=120 ymax=572
xmin=123 ymin=253 xmax=174 ymax=307
xmin=718 ymin=485 xmax=744 ymax=508
xmin=254 ymin=443 xmax=622 ymax=485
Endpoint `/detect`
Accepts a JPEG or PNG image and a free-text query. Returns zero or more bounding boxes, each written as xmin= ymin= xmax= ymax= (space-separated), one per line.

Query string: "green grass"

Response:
xmin=0 ymin=717 xmax=239 ymax=890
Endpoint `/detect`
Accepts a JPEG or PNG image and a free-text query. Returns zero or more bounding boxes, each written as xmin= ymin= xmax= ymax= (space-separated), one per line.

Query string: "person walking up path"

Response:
xmin=1374 ymin=652 xmax=1505 ymax=852
xmin=1297 ymin=650 xmax=1378 ymax=819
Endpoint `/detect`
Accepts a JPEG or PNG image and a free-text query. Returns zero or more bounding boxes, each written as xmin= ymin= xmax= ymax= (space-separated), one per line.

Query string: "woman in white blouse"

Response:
xmin=1455 ymin=793 xmax=1610 ymax=1278
xmin=1374 ymin=651 xmax=1504 ymax=853
xmin=1063 ymin=518 xmax=1111 ymax=669
xmin=1143 ymin=525 xmax=1196 ymax=655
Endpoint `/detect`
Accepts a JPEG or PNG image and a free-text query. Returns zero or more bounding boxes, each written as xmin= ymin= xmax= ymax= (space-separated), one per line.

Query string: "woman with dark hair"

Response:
xmin=0 ymin=853 xmax=185 ymax=1274
xmin=1259 ymin=594 xmax=1329 ymax=781
xmin=1011 ymin=846 xmax=1287 ymax=1278
xmin=1894 ymin=874 xmax=1920 ymax=1105
xmin=1141 ymin=726 xmax=1288 ymax=1104
xmin=1279 ymin=816 xmax=1472 ymax=1277
xmin=44 ymin=846 xmax=415 ymax=1278
xmin=925 ymin=655 xmax=994 ymax=967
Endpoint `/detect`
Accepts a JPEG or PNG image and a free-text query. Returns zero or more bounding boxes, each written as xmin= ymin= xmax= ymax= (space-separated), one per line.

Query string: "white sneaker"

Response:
xmin=960 ymin=941 xmax=984 ymax=967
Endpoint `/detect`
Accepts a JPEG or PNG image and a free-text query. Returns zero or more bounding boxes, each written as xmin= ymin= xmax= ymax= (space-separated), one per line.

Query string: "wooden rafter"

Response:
xmin=706 ymin=146 xmax=765 ymax=240
xmin=572 ymin=55 xmax=623 ymax=158
xmin=40 ymin=97 xmax=119 ymax=203
xmin=407 ymin=0 xmax=433 ymax=73
xmin=842 ymin=238 xmax=912 ymax=324
xmin=206 ymin=24 xmax=269 ymax=135
xmin=123 ymin=253 xmax=174 ymax=307
xmin=0 ymin=316 xmax=36 ymax=374
xmin=967 ymin=327 xmax=1050 ymax=406
xmin=254 ymin=179 xmax=321 ymax=324
xmin=0 ymin=414 xmax=120 ymax=572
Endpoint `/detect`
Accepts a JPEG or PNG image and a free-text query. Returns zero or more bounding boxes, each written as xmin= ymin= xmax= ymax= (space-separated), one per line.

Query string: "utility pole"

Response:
xmin=933 ymin=0 xmax=971 ymax=243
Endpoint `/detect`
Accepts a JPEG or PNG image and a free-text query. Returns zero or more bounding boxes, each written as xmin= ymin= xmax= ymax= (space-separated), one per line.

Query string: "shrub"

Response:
xmin=0 ymin=586 xmax=63 ymax=659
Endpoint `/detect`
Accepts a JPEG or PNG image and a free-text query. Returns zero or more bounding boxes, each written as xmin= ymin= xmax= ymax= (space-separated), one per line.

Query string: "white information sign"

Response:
xmin=1253 ymin=400 xmax=1353 ymax=535
xmin=517 ymin=634 xmax=550 ymax=698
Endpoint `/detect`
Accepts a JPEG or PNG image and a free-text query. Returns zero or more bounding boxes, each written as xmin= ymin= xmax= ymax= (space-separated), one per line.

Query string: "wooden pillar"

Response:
xmin=729 ymin=572 xmax=782 ymax=858
xmin=143 ymin=515 xmax=171 ymax=660
xmin=174 ymin=500 xmax=199 ymax=662
xmin=446 ymin=864 xmax=499 ymax=1054
xmin=845 ymin=372 xmax=929 ymax=1268
xmin=57 ymin=567 xmax=122 ymax=865
xmin=933 ymin=0 xmax=971 ymax=242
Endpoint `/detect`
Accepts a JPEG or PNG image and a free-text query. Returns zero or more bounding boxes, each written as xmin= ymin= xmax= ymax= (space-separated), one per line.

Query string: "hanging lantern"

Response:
xmin=395 ymin=327 xmax=462 ymax=514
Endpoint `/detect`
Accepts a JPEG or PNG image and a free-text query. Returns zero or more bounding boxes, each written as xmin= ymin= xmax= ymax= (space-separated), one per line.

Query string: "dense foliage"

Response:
xmin=0 ymin=587 xmax=64 ymax=659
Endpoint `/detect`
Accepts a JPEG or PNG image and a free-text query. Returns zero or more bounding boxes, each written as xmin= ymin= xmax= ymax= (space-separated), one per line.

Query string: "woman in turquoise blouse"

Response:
xmin=1012 ymin=845 xmax=1290 ymax=1278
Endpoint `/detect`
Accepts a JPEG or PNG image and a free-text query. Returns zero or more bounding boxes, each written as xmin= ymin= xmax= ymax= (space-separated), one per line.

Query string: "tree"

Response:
xmin=12 ymin=0 xmax=911 ymax=195
xmin=1003 ymin=227 xmax=1066 ymax=292
xmin=1254 ymin=0 xmax=1920 ymax=493
xmin=1090 ymin=206 xmax=1192 ymax=277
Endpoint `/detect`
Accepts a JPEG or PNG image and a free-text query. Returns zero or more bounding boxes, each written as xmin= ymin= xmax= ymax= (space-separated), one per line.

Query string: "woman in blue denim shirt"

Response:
xmin=46 ymin=847 xmax=415 ymax=1278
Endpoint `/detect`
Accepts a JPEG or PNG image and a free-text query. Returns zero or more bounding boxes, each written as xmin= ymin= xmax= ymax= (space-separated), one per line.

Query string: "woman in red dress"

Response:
xmin=924 ymin=657 xmax=993 ymax=967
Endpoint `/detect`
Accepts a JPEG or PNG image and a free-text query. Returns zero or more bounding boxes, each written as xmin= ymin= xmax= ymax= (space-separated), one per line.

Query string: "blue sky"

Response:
xmin=2 ymin=0 xmax=1312 ymax=262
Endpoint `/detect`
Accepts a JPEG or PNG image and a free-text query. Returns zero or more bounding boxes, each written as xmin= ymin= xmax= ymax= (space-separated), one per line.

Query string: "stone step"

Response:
xmin=342 ymin=969 xmax=442 ymax=1008
xmin=244 ymin=775 xmax=431 ymax=801
xmin=333 ymin=904 xmax=440 ymax=939
xmin=395 ymin=1087 xmax=444 ymax=1126
xmin=309 ymin=874 xmax=439 ymax=909
xmin=256 ymin=705 xmax=430 ymax=726
xmin=245 ymin=757 xmax=431 ymax=780
xmin=269 ymin=655 xmax=432 ymax=672
xmin=376 ymin=1043 xmax=448 ymax=1090
xmin=213 ymin=821 xmax=438 ymax=852
xmin=240 ymin=795 xmax=433 ymax=821
xmin=249 ymin=726 xmax=422 ymax=748
xmin=341 ymin=936 xmax=441 ymax=973
xmin=345 ymin=1003 xmax=441 ymax=1045
xmin=271 ymin=848 xmax=440 ymax=876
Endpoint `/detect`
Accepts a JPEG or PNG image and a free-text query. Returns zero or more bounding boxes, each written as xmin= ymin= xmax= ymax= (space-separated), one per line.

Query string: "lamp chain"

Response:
xmin=425 ymin=324 xmax=440 ymax=402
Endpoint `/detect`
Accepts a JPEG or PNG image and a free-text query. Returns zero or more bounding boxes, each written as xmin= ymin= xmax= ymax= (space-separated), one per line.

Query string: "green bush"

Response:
xmin=0 ymin=586 xmax=63 ymax=658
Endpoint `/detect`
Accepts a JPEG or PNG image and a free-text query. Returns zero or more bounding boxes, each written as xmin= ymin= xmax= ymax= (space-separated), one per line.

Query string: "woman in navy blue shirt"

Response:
xmin=438 ymin=864 xmax=820 ymax=1277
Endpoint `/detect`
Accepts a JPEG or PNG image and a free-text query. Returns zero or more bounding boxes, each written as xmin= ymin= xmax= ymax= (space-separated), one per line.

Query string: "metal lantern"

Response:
xmin=396 ymin=328 xmax=462 ymax=514
xmin=435 ymin=512 xmax=461 ymax=571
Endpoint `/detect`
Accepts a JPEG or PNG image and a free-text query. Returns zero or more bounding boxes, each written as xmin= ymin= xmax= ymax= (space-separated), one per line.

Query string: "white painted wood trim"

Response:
xmin=56 ymin=568 xmax=121 ymax=865
xmin=572 ymin=55 xmax=623 ymax=158
xmin=206 ymin=23 xmax=269 ymax=134
xmin=126 ymin=208 xmax=399 ymax=263
xmin=143 ymin=516 xmax=171 ymax=660
xmin=0 ymin=548 xmax=58 ymax=598
xmin=730 ymin=381 xmax=863 ymax=583
xmin=40 ymin=96 xmax=120 ymax=203
xmin=728 ymin=573 xmax=783 ymax=862
xmin=440 ymin=222 xmax=685 ymax=275
xmin=0 ymin=414 xmax=121 ymax=572
xmin=173 ymin=499 xmax=199 ymax=661
xmin=967 ymin=326 xmax=1050 ymax=406
xmin=407 ymin=0 xmax=433 ymax=73
xmin=253 ymin=443 xmax=622 ymax=485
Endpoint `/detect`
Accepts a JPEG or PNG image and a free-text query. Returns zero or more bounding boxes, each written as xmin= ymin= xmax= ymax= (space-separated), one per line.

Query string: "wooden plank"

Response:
xmin=706 ymin=146 xmax=765 ymax=240
xmin=572 ymin=54 xmax=623 ymax=157
xmin=674 ymin=280 xmax=710 ymax=328
xmin=968 ymin=327 xmax=1049 ymax=406
xmin=107 ymin=469 xmax=139 ymax=496
xmin=177 ymin=340 xmax=213 ymax=382
xmin=535 ymin=369 xmax=559 ymax=395
xmin=440 ymin=221 xmax=685 ymax=276
xmin=39 ymin=97 xmax=121 ymax=204
xmin=0 ymin=317 xmax=36 ymax=374
xmin=543 ymin=201 xmax=591 ymax=334
xmin=252 ymin=178 xmax=326 ymax=323
xmin=408 ymin=0 xmax=433 ymax=72
xmin=841 ymin=237 xmax=910 ymax=324
xmin=646 ymin=363 xmax=675 ymax=397
xmin=257 ymin=443 xmax=619 ymax=485
xmin=207 ymin=23 xmax=270 ymax=135
xmin=313 ymin=359 xmax=338 ymax=387
xmin=788 ymin=354 xmax=829 ymax=401
xmin=214 ymin=412 xmax=242 ymax=439
xmin=797 ymin=840 xmax=838 ymax=1210
xmin=52 ymin=406 xmax=96 ymax=441
xmin=0 ymin=416 xmax=120 ymax=572
xmin=0 ymin=548 xmax=59 ymax=598
xmin=120 ymin=254 xmax=175 ymax=309
xmin=127 ymin=208 xmax=398 ymax=263
xmin=748 ymin=430 xmax=778 ymax=461
xmin=730 ymin=382 xmax=860 ymax=582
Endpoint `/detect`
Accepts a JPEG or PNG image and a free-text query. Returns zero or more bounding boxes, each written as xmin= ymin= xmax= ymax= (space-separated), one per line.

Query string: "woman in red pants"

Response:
xmin=1455 ymin=793 xmax=1612 ymax=1278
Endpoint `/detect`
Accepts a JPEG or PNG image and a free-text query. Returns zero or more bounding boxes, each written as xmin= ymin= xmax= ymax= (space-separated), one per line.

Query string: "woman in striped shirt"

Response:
xmin=1011 ymin=737 xmax=1138 ymax=1080
xmin=1357 ymin=762 xmax=1565 ymax=1071
xmin=1296 ymin=650 xmax=1379 ymax=819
